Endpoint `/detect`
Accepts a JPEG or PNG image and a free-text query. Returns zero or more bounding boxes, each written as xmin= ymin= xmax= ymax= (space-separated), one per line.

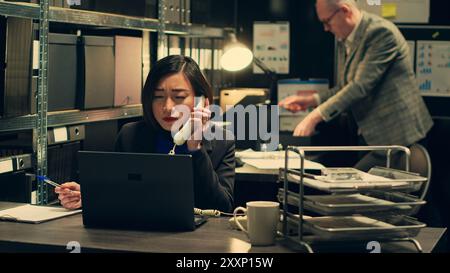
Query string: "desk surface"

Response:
xmin=236 ymin=164 xmax=279 ymax=182
xmin=0 ymin=213 xmax=446 ymax=253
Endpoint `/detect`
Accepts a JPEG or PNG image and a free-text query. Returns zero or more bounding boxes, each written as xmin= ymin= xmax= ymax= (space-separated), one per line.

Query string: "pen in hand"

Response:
xmin=37 ymin=175 xmax=73 ymax=194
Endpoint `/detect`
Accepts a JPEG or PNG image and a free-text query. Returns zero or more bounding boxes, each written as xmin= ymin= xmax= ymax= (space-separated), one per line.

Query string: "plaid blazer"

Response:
xmin=317 ymin=12 xmax=433 ymax=146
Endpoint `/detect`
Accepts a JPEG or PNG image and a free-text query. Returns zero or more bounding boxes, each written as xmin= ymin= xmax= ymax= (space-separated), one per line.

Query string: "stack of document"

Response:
xmin=236 ymin=149 xmax=325 ymax=170
xmin=313 ymin=168 xmax=393 ymax=183
xmin=287 ymin=173 xmax=410 ymax=192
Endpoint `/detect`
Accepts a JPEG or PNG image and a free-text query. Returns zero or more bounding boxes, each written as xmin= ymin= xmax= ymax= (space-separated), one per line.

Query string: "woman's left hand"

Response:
xmin=187 ymin=98 xmax=211 ymax=151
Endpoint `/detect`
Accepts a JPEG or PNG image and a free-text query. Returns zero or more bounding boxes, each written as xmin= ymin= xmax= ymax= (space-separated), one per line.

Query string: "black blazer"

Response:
xmin=114 ymin=120 xmax=235 ymax=212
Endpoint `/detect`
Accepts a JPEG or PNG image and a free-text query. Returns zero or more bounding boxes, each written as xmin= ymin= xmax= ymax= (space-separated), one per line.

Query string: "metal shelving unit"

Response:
xmin=36 ymin=0 xmax=50 ymax=204
xmin=0 ymin=0 xmax=225 ymax=132
xmin=47 ymin=105 xmax=143 ymax=128
xmin=0 ymin=1 xmax=224 ymax=37
xmin=0 ymin=105 xmax=143 ymax=132
xmin=0 ymin=115 xmax=36 ymax=132
xmin=0 ymin=0 xmax=226 ymax=204
xmin=0 ymin=1 xmax=37 ymax=18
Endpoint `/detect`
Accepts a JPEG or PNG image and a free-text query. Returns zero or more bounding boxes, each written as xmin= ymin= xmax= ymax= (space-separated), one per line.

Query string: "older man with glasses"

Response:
xmin=278 ymin=0 xmax=433 ymax=170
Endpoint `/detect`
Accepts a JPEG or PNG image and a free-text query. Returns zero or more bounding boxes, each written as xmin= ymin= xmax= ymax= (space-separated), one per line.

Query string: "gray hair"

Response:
xmin=323 ymin=0 xmax=358 ymax=9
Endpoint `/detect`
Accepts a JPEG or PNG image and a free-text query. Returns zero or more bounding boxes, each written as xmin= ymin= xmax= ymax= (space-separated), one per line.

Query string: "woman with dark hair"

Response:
xmin=55 ymin=55 xmax=235 ymax=212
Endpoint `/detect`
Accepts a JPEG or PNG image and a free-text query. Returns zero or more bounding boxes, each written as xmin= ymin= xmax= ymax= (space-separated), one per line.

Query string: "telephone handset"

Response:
xmin=173 ymin=96 xmax=205 ymax=146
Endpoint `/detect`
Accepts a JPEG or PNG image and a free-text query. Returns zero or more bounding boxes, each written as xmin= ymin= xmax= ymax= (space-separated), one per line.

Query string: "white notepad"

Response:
xmin=0 ymin=204 xmax=81 ymax=224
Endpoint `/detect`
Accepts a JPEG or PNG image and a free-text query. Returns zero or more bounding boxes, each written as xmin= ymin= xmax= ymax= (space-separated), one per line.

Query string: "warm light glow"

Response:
xmin=220 ymin=45 xmax=253 ymax=72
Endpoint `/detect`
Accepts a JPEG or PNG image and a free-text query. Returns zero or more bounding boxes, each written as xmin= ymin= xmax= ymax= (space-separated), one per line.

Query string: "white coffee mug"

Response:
xmin=233 ymin=201 xmax=280 ymax=246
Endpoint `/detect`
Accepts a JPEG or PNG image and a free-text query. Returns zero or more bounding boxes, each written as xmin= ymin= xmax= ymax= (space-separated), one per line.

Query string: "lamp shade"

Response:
xmin=220 ymin=33 xmax=253 ymax=71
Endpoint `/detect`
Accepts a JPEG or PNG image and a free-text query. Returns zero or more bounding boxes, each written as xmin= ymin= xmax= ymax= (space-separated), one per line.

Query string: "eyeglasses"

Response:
xmin=320 ymin=8 xmax=341 ymax=28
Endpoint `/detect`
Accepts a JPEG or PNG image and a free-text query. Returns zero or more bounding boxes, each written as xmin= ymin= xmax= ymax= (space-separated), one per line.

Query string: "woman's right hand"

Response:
xmin=55 ymin=182 xmax=82 ymax=210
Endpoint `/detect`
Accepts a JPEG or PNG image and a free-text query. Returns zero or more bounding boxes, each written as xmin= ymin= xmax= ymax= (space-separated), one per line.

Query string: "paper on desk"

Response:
xmin=236 ymin=149 xmax=299 ymax=159
xmin=288 ymin=174 xmax=409 ymax=191
xmin=0 ymin=204 xmax=81 ymax=224
xmin=242 ymin=158 xmax=325 ymax=170
xmin=313 ymin=170 xmax=392 ymax=183
xmin=236 ymin=149 xmax=325 ymax=170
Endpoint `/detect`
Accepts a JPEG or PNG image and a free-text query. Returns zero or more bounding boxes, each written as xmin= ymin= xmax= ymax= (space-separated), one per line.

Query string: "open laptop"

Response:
xmin=78 ymin=151 xmax=206 ymax=231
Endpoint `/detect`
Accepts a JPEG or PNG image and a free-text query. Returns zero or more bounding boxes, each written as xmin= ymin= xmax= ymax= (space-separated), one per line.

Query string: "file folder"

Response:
xmin=77 ymin=35 xmax=115 ymax=109
xmin=0 ymin=17 xmax=34 ymax=118
xmin=0 ymin=154 xmax=32 ymax=175
xmin=114 ymin=36 xmax=142 ymax=106
xmin=47 ymin=125 xmax=85 ymax=145
xmin=0 ymin=171 xmax=32 ymax=203
xmin=48 ymin=33 xmax=78 ymax=111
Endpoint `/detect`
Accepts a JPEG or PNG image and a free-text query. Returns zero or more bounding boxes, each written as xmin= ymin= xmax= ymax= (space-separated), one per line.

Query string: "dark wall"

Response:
xmin=191 ymin=0 xmax=235 ymax=27
xmin=231 ymin=0 xmax=335 ymax=93
xmin=403 ymin=1 xmax=450 ymax=236
xmin=229 ymin=0 xmax=450 ymax=94
xmin=430 ymin=0 xmax=450 ymax=25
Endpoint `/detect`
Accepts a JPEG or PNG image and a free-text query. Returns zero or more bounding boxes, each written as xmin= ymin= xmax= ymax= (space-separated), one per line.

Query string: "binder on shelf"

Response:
xmin=0 ymin=154 xmax=33 ymax=175
xmin=0 ymin=17 xmax=35 ymax=118
xmin=0 ymin=133 xmax=33 ymax=157
xmin=77 ymin=35 xmax=115 ymax=110
xmin=0 ymin=125 xmax=85 ymax=151
xmin=0 ymin=171 xmax=32 ymax=204
xmin=114 ymin=36 xmax=142 ymax=107
xmin=4 ymin=0 xmax=38 ymax=3
xmin=47 ymin=33 xmax=78 ymax=111
xmin=47 ymin=144 xmax=60 ymax=202
xmin=0 ymin=17 xmax=5 ymax=116
xmin=69 ymin=0 xmax=95 ymax=11
xmin=0 ymin=154 xmax=33 ymax=204
xmin=47 ymin=124 xmax=85 ymax=145
xmin=92 ymin=0 xmax=158 ymax=18
xmin=47 ymin=141 xmax=81 ymax=202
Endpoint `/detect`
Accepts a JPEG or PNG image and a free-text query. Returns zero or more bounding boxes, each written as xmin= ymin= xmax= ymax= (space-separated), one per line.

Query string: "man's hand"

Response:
xmin=278 ymin=94 xmax=318 ymax=113
xmin=293 ymin=109 xmax=324 ymax=137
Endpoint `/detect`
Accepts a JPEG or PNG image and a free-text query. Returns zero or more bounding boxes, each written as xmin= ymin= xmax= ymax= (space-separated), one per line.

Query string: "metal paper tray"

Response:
xmin=368 ymin=167 xmax=427 ymax=192
xmin=278 ymin=189 xmax=425 ymax=216
xmin=287 ymin=214 xmax=425 ymax=241
xmin=280 ymin=168 xmax=426 ymax=194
